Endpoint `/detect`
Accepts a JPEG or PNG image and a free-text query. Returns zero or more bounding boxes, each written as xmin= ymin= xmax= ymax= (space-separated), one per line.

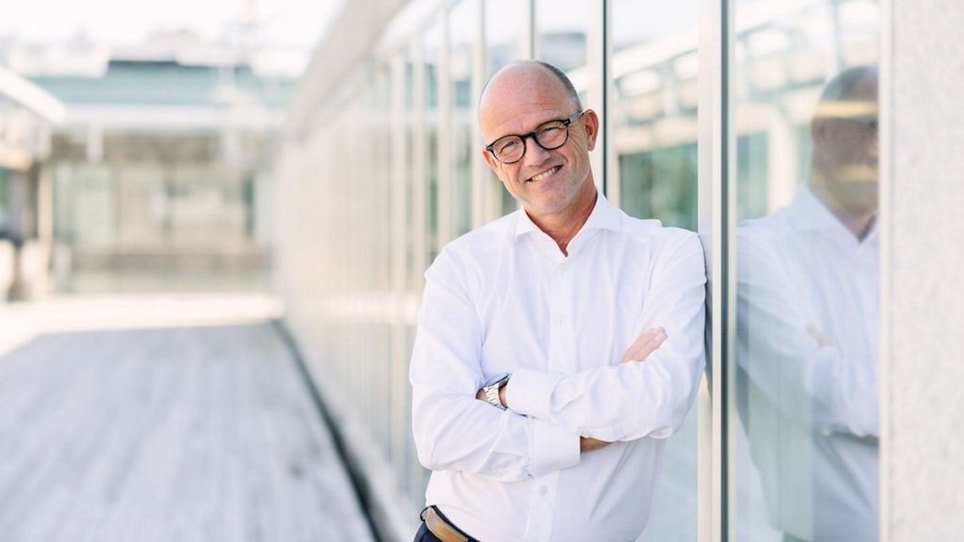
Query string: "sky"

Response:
xmin=0 ymin=0 xmax=343 ymax=51
xmin=0 ymin=0 xmax=697 ymax=77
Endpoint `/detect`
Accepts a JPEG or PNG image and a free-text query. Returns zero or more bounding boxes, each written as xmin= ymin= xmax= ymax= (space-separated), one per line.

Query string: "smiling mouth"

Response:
xmin=529 ymin=166 xmax=560 ymax=182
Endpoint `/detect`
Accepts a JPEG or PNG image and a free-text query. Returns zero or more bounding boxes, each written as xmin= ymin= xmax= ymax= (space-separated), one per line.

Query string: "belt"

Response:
xmin=422 ymin=506 xmax=478 ymax=542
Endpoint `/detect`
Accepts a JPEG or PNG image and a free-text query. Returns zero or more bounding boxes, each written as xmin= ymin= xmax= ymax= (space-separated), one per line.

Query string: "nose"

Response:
xmin=522 ymin=134 xmax=551 ymax=164
xmin=867 ymin=133 xmax=879 ymax=160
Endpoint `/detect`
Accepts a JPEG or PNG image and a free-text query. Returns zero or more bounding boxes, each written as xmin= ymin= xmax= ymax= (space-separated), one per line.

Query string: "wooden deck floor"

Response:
xmin=0 ymin=300 xmax=374 ymax=542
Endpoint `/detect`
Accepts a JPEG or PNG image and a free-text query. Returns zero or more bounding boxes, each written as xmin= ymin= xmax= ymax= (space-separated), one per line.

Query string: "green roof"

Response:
xmin=28 ymin=60 xmax=298 ymax=108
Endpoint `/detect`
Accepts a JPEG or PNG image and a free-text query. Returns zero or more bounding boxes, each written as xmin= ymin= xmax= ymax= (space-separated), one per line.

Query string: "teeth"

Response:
xmin=531 ymin=167 xmax=558 ymax=182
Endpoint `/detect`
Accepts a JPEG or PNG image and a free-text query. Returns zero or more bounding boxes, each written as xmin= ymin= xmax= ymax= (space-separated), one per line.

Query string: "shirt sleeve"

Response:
xmin=409 ymin=247 xmax=581 ymax=482
xmin=507 ymin=231 xmax=707 ymax=443
xmin=735 ymin=228 xmax=878 ymax=437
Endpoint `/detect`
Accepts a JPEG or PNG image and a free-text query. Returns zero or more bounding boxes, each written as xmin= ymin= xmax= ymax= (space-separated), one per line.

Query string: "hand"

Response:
xmin=621 ymin=327 xmax=667 ymax=363
xmin=806 ymin=325 xmax=832 ymax=348
xmin=580 ymin=328 xmax=667 ymax=454
xmin=580 ymin=436 xmax=610 ymax=452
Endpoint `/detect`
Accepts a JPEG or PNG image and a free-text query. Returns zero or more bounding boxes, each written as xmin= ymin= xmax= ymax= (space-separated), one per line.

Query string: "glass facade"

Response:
xmin=276 ymin=0 xmax=882 ymax=539
xmin=731 ymin=1 xmax=879 ymax=540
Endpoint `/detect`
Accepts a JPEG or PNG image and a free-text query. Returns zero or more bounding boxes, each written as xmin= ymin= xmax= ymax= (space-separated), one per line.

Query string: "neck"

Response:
xmin=809 ymin=177 xmax=877 ymax=241
xmin=842 ymin=210 xmax=877 ymax=241
xmin=528 ymin=188 xmax=598 ymax=256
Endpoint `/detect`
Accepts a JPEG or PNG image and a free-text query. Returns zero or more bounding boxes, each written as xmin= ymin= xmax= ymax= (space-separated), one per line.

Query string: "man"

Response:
xmin=736 ymin=65 xmax=880 ymax=541
xmin=409 ymin=60 xmax=706 ymax=542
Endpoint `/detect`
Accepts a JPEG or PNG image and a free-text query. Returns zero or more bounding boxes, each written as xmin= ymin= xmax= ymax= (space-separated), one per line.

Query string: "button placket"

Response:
xmin=548 ymin=261 xmax=575 ymax=372
xmin=526 ymin=473 xmax=559 ymax=542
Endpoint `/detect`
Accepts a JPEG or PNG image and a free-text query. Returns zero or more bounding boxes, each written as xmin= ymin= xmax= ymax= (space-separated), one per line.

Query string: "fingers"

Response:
xmin=621 ymin=327 xmax=667 ymax=363
xmin=806 ymin=325 xmax=832 ymax=347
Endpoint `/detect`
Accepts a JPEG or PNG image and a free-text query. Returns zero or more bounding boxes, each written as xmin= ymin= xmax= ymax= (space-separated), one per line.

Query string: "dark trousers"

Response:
xmin=413 ymin=521 xmax=443 ymax=542
xmin=413 ymin=506 xmax=480 ymax=542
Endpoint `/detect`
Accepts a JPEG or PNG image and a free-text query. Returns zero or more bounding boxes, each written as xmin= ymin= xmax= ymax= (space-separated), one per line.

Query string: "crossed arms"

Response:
xmin=410 ymin=230 xmax=706 ymax=482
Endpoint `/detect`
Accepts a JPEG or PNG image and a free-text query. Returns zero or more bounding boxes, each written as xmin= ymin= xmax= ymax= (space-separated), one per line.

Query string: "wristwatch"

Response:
xmin=482 ymin=373 xmax=510 ymax=410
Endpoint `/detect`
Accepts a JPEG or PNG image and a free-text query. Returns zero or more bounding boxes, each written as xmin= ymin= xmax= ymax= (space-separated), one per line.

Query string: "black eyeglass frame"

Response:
xmin=838 ymin=115 xmax=879 ymax=135
xmin=484 ymin=110 xmax=587 ymax=164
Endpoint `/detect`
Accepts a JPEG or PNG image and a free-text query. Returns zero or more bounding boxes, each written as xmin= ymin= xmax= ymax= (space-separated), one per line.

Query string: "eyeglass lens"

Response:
xmin=492 ymin=121 xmax=569 ymax=164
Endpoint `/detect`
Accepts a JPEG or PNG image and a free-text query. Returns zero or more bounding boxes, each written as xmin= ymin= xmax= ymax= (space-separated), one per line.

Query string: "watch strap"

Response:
xmin=483 ymin=374 xmax=509 ymax=410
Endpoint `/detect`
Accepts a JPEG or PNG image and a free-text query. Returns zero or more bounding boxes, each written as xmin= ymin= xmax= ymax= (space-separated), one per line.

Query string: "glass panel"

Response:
xmin=535 ymin=0 xmax=590 ymax=71
xmin=485 ymin=0 xmax=528 ymax=72
xmin=610 ymin=2 xmax=700 ymax=541
xmin=614 ymin=0 xmax=699 ymax=230
xmin=450 ymin=0 xmax=479 ymax=234
xmin=731 ymin=1 xmax=880 ymax=540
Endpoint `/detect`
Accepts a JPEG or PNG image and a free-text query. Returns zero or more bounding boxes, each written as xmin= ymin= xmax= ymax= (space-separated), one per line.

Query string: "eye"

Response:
xmin=496 ymin=138 xmax=520 ymax=154
xmin=538 ymin=124 xmax=565 ymax=138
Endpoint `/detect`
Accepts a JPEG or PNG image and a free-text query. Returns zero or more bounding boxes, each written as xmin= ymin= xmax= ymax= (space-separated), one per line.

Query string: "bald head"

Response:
xmin=479 ymin=61 xmax=582 ymax=125
xmin=813 ymin=65 xmax=879 ymax=121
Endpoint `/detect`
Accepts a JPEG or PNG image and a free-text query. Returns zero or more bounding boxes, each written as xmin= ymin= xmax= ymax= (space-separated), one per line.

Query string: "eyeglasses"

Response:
xmin=485 ymin=110 xmax=586 ymax=164
xmin=841 ymin=116 xmax=879 ymax=137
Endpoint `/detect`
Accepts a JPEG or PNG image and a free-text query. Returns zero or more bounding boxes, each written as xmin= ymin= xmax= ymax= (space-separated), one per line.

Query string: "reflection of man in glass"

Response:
xmin=737 ymin=65 xmax=879 ymax=542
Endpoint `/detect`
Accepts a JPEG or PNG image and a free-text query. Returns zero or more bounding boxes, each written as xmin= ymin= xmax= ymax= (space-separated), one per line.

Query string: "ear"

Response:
xmin=811 ymin=117 xmax=828 ymax=147
xmin=482 ymin=147 xmax=501 ymax=172
xmin=582 ymin=109 xmax=600 ymax=151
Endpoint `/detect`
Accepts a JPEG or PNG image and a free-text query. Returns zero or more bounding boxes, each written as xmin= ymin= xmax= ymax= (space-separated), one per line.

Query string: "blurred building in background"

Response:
xmin=0 ymin=64 xmax=64 ymax=301
xmin=1 ymin=31 xmax=296 ymax=296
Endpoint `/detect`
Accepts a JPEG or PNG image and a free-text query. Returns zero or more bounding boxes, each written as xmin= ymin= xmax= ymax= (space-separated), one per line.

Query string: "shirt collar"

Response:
xmin=791 ymin=184 xmax=879 ymax=243
xmin=513 ymin=189 xmax=622 ymax=240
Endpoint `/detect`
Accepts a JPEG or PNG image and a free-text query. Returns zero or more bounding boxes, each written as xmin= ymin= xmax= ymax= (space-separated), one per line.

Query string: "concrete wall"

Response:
xmin=884 ymin=1 xmax=964 ymax=539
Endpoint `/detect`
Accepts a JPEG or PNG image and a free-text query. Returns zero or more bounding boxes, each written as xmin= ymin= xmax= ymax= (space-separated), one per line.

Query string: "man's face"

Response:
xmin=478 ymin=67 xmax=599 ymax=221
xmin=811 ymin=75 xmax=880 ymax=216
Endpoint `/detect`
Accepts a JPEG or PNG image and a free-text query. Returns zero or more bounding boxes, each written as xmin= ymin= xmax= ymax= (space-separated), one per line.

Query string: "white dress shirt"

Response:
xmin=736 ymin=186 xmax=879 ymax=541
xmin=410 ymin=193 xmax=706 ymax=542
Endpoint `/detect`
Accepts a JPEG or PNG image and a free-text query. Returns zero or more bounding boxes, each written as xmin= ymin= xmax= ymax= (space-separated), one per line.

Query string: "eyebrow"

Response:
xmin=487 ymin=112 xmax=582 ymax=145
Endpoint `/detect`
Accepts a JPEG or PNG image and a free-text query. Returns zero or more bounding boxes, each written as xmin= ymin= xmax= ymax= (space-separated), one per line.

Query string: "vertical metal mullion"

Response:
xmin=437 ymin=11 xmax=454 ymax=248
xmin=389 ymin=52 xmax=410 ymax=498
xmin=583 ymin=1 xmax=609 ymax=199
xmin=721 ymin=1 xmax=737 ymax=539
xmin=602 ymin=0 xmax=611 ymax=197
xmin=878 ymin=0 xmax=893 ymax=539
xmin=412 ymin=38 xmax=428 ymax=286
xmin=697 ymin=0 xmax=732 ymax=541
xmin=470 ymin=0 xmax=488 ymax=228
xmin=391 ymin=54 xmax=406 ymax=295
xmin=522 ymin=0 xmax=536 ymax=59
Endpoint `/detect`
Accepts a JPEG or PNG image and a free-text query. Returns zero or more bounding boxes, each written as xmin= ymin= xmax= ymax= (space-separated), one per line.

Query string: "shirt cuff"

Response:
xmin=506 ymin=368 xmax=560 ymax=421
xmin=530 ymin=417 xmax=580 ymax=477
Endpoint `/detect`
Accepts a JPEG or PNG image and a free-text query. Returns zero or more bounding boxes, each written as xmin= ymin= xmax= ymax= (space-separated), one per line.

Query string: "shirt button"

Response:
xmin=538 ymin=485 xmax=548 ymax=495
